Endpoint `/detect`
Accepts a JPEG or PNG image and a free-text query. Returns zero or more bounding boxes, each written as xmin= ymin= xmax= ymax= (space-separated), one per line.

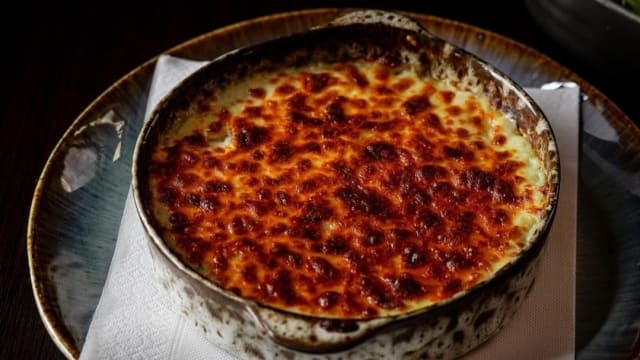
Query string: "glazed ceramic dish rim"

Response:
xmin=26 ymin=8 xmax=640 ymax=359
xmin=131 ymin=10 xmax=560 ymax=332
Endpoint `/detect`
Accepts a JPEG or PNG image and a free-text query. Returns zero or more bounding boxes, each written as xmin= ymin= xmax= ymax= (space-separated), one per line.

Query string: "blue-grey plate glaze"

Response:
xmin=27 ymin=9 xmax=640 ymax=359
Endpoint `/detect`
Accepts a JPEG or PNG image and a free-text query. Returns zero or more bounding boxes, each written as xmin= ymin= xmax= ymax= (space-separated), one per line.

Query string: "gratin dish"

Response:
xmin=132 ymin=10 xmax=560 ymax=359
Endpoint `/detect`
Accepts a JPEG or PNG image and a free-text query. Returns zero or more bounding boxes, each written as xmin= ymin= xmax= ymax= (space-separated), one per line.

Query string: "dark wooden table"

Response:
xmin=1 ymin=1 xmax=636 ymax=359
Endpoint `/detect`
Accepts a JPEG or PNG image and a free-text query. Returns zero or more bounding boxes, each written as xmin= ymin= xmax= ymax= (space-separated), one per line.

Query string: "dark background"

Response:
xmin=1 ymin=1 xmax=635 ymax=359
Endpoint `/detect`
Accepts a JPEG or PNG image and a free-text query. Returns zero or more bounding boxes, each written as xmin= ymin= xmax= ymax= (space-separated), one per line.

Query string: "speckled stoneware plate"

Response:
xmin=27 ymin=9 xmax=640 ymax=360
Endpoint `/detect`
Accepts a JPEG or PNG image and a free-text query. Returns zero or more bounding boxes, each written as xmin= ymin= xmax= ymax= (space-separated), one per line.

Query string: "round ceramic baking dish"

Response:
xmin=132 ymin=10 xmax=560 ymax=359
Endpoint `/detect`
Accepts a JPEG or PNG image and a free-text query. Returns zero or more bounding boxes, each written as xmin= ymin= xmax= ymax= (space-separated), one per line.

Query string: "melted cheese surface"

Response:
xmin=147 ymin=59 xmax=547 ymax=318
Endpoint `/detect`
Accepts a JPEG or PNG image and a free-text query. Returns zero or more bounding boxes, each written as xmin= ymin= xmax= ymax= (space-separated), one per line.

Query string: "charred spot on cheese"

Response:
xmin=336 ymin=185 xmax=394 ymax=219
xmin=303 ymin=72 xmax=331 ymax=93
xmin=402 ymin=95 xmax=430 ymax=116
xmin=147 ymin=57 xmax=548 ymax=319
xmin=363 ymin=141 xmax=398 ymax=162
xmin=233 ymin=120 xmax=269 ymax=149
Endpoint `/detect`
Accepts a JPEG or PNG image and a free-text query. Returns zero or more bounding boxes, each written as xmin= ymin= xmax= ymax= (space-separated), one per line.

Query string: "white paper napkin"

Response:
xmin=80 ymin=55 xmax=578 ymax=360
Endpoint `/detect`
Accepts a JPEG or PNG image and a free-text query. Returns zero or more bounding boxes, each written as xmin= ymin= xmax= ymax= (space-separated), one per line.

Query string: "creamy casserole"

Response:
xmin=145 ymin=56 xmax=548 ymax=319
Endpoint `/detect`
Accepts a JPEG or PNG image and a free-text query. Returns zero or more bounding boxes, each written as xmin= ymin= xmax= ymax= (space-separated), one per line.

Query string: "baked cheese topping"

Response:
xmin=147 ymin=59 xmax=547 ymax=319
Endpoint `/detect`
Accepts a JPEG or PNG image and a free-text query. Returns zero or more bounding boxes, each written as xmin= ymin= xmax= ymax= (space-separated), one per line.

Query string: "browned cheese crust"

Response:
xmin=147 ymin=57 xmax=546 ymax=319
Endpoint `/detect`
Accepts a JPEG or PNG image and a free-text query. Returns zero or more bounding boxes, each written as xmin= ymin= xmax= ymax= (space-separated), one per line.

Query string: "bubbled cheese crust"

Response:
xmin=147 ymin=59 xmax=547 ymax=319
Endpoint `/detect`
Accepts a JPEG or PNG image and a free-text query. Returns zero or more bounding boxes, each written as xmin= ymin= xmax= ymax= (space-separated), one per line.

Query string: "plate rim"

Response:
xmin=27 ymin=7 xmax=640 ymax=359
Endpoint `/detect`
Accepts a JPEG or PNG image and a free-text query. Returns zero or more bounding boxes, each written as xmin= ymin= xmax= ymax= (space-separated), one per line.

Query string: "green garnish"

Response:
xmin=620 ymin=0 xmax=640 ymax=14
